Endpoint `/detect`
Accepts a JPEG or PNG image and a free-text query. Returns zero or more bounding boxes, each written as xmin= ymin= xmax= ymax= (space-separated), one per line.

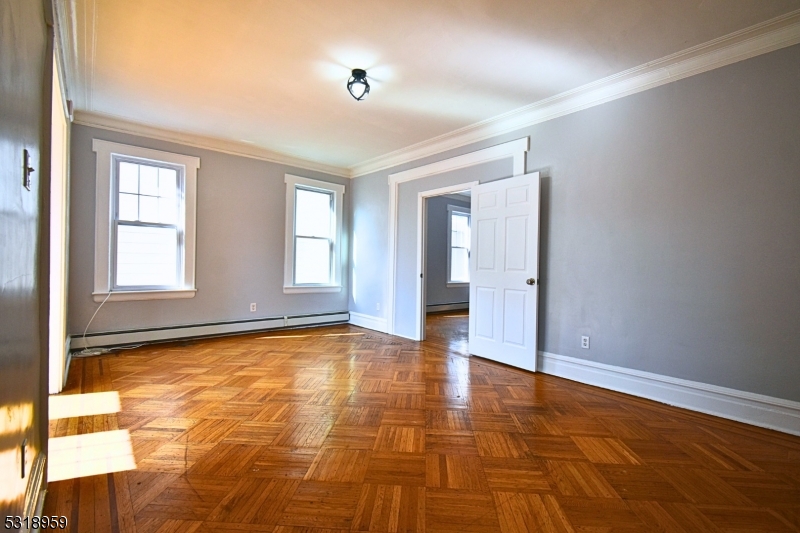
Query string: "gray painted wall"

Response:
xmin=68 ymin=125 xmax=349 ymax=335
xmin=426 ymin=195 xmax=471 ymax=308
xmin=0 ymin=0 xmax=51 ymax=517
xmin=349 ymin=44 xmax=800 ymax=402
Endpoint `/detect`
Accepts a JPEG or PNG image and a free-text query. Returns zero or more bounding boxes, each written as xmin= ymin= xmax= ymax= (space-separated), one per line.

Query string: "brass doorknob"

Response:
xmin=526 ymin=278 xmax=536 ymax=285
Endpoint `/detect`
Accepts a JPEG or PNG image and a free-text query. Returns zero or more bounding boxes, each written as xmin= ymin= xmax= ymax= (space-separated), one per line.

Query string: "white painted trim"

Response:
xmin=538 ymin=351 xmax=800 ymax=437
xmin=386 ymin=139 xmax=528 ymax=337
xmin=389 ymin=138 xmax=529 ymax=185
xmin=52 ymin=0 xmax=79 ymax=112
xmin=350 ymin=10 xmax=800 ymax=177
xmin=349 ymin=312 xmax=389 ymax=333
xmin=446 ymin=204 xmax=471 ymax=286
xmin=92 ymin=289 xmax=197 ymax=302
xmin=70 ymin=312 xmax=350 ymax=350
xmin=415 ymin=182 xmax=479 ymax=341
xmin=76 ymin=111 xmax=350 ymax=178
xmin=92 ymin=139 xmax=200 ymax=299
xmin=283 ymin=285 xmax=342 ymax=294
xmin=283 ymin=174 xmax=346 ymax=293
xmin=62 ymin=345 xmax=72 ymax=391
xmin=49 ymin=55 xmax=71 ymax=397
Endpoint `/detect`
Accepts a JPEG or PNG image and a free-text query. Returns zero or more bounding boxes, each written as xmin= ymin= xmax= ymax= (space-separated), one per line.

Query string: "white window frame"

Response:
xmin=92 ymin=139 xmax=200 ymax=302
xmin=284 ymin=174 xmax=345 ymax=294
xmin=447 ymin=204 xmax=471 ymax=287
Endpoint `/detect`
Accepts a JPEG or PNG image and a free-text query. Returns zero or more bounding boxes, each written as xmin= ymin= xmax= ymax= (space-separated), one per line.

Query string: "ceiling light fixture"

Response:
xmin=347 ymin=69 xmax=370 ymax=101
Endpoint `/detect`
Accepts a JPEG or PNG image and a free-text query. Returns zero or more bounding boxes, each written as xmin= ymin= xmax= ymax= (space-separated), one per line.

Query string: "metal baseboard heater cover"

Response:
xmin=69 ymin=311 xmax=350 ymax=350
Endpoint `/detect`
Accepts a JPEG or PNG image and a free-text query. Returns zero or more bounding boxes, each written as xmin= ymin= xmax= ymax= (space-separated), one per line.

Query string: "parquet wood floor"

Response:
xmin=44 ymin=311 xmax=800 ymax=532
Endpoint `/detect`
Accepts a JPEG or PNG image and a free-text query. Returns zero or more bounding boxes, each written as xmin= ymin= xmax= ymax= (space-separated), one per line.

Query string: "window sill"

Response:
xmin=446 ymin=282 xmax=469 ymax=288
xmin=283 ymin=285 xmax=342 ymax=294
xmin=92 ymin=289 xmax=197 ymax=302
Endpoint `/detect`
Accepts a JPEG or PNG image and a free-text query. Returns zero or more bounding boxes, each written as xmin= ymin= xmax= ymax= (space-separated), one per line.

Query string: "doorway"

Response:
xmin=415 ymin=183 xmax=476 ymax=341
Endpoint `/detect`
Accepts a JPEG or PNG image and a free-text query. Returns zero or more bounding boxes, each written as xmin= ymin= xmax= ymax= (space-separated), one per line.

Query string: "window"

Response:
xmin=93 ymin=140 xmax=199 ymax=301
xmin=447 ymin=205 xmax=471 ymax=285
xmin=284 ymin=174 xmax=345 ymax=293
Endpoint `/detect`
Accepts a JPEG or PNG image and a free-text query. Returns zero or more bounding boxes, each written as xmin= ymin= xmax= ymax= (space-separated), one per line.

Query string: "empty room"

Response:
xmin=2 ymin=0 xmax=800 ymax=531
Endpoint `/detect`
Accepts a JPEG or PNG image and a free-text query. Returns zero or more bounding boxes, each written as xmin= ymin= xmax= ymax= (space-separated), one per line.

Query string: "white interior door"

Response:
xmin=468 ymin=172 xmax=540 ymax=371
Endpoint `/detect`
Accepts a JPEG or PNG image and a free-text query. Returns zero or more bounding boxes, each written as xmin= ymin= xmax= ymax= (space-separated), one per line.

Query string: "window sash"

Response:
xmin=111 ymin=156 xmax=185 ymax=290
xmin=292 ymin=186 xmax=335 ymax=285
xmin=448 ymin=209 xmax=471 ymax=284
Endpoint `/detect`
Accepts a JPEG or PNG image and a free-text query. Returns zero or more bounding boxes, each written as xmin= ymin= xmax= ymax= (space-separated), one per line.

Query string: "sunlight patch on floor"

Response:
xmin=49 ymin=391 xmax=121 ymax=420
xmin=48 ymin=429 xmax=136 ymax=482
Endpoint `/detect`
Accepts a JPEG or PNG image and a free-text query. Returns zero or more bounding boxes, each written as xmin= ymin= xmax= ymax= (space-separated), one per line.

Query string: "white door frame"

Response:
xmin=50 ymin=50 xmax=71 ymax=394
xmin=415 ymin=183 xmax=479 ymax=341
xmin=386 ymin=137 xmax=529 ymax=337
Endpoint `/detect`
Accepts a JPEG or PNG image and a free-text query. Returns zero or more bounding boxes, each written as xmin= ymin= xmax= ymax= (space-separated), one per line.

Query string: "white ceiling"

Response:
xmin=63 ymin=0 xmax=800 ymax=171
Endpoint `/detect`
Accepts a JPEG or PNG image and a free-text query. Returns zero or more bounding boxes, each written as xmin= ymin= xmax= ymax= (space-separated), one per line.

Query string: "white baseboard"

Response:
xmin=349 ymin=312 xmax=389 ymax=333
xmin=538 ymin=351 xmax=800 ymax=436
xmin=70 ymin=312 xmax=349 ymax=350
xmin=426 ymin=302 xmax=469 ymax=312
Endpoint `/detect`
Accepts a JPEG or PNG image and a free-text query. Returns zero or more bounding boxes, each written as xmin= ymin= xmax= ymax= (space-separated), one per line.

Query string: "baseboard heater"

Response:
xmin=69 ymin=311 xmax=350 ymax=351
xmin=426 ymin=302 xmax=468 ymax=312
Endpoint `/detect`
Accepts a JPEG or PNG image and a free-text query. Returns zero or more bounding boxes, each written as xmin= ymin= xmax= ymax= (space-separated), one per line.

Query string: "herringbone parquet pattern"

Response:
xmin=44 ymin=312 xmax=800 ymax=532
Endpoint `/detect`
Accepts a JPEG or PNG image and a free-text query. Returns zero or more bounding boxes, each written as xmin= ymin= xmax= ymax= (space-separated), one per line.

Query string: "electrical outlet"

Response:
xmin=376 ymin=302 xmax=380 ymax=311
xmin=581 ymin=336 xmax=590 ymax=349
xmin=250 ymin=303 xmax=257 ymax=312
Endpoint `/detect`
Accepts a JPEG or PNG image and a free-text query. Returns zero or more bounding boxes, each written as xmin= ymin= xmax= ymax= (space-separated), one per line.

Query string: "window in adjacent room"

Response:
xmin=447 ymin=204 xmax=471 ymax=286
xmin=284 ymin=174 xmax=345 ymax=293
xmin=92 ymin=140 xmax=200 ymax=301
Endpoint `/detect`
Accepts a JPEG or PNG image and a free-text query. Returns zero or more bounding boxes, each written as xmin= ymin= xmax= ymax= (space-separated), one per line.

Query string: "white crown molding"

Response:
xmin=73 ymin=111 xmax=351 ymax=178
xmin=349 ymin=9 xmax=800 ymax=178
xmin=539 ymin=351 xmax=800 ymax=437
xmin=52 ymin=0 xmax=79 ymax=112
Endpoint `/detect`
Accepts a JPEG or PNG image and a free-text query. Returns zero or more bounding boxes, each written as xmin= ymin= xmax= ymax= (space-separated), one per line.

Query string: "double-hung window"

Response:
xmin=93 ymin=140 xmax=199 ymax=301
xmin=284 ymin=174 xmax=344 ymax=293
xmin=447 ymin=205 xmax=471 ymax=285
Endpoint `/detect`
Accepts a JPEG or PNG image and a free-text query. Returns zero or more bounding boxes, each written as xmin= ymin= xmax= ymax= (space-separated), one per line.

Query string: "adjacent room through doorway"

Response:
xmin=422 ymin=189 xmax=471 ymax=344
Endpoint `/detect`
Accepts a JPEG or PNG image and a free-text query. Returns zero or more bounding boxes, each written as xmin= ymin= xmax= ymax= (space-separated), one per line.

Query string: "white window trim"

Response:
xmin=92 ymin=139 xmax=200 ymax=302
xmin=284 ymin=174 xmax=345 ymax=294
xmin=447 ymin=204 xmax=471 ymax=288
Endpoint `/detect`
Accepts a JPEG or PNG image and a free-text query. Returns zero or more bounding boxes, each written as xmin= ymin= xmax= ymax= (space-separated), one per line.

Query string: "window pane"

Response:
xmin=295 ymin=188 xmax=332 ymax=238
xmin=158 ymin=168 xmax=177 ymax=198
xmin=139 ymin=195 xmax=159 ymax=223
xmin=295 ymin=237 xmax=331 ymax=284
xmin=451 ymin=213 xmax=470 ymax=248
xmin=159 ymin=197 xmax=177 ymax=224
xmin=450 ymin=248 xmax=469 ymax=282
xmin=116 ymin=225 xmax=177 ymax=287
xmin=139 ymin=165 xmax=159 ymax=196
xmin=119 ymin=162 xmax=138 ymax=193
xmin=118 ymin=193 xmax=138 ymax=221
